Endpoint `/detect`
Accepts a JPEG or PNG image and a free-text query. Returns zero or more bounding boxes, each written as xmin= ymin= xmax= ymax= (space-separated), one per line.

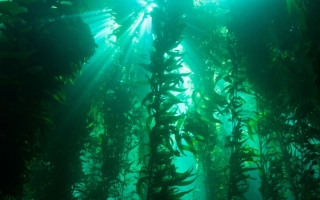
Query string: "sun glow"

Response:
xmin=146 ymin=2 xmax=157 ymax=13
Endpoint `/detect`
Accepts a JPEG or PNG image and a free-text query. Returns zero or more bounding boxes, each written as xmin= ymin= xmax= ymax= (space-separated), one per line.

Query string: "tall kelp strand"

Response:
xmin=136 ymin=0 xmax=197 ymax=199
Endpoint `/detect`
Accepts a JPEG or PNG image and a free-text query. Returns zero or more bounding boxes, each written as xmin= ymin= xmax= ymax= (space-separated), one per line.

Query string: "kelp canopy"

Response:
xmin=0 ymin=0 xmax=320 ymax=200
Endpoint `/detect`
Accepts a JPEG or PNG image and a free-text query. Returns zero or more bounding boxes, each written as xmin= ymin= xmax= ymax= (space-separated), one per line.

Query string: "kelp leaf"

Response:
xmin=141 ymin=91 xmax=155 ymax=106
xmin=166 ymin=50 xmax=185 ymax=57
xmin=246 ymin=119 xmax=256 ymax=141
xmin=0 ymin=13 xmax=24 ymax=23
xmin=241 ymin=167 xmax=258 ymax=173
xmin=175 ymin=176 xmax=197 ymax=186
xmin=224 ymin=75 xmax=233 ymax=83
xmin=164 ymin=136 xmax=174 ymax=153
xmin=210 ymin=116 xmax=223 ymax=124
xmin=175 ymin=167 xmax=195 ymax=179
xmin=173 ymin=188 xmax=194 ymax=199
xmin=36 ymin=116 xmax=54 ymax=126
xmin=159 ymin=115 xmax=181 ymax=125
xmin=182 ymin=134 xmax=197 ymax=147
xmin=223 ymin=84 xmax=234 ymax=93
xmin=162 ymin=73 xmax=184 ymax=85
xmin=162 ymin=168 xmax=195 ymax=187
xmin=163 ymin=91 xmax=182 ymax=104
xmin=146 ymin=115 xmax=153 ymax=133
xmin=175 ymin=132 xmax=197 ymax=155
xmin=136 ymin=176 xmax=148 ymax=199
xmin=0 ymin=1 xmax=27 ymax=15
xmin=180 ymin=144 xmax=197 ymax=155
xmin=44 ymin=91 xmax=65 ymax=104
xmin=161 ymin=84 xmax=187 ymax=92
xmin=175 ymin=114 xmax=185 ymax=130
xmin=160 ymin=101 xmax=175 ymax=114
xmin=175 ymin=132 xmax=186 ymax=156
xmin=69 ymin=78 xmax=75 ymax=85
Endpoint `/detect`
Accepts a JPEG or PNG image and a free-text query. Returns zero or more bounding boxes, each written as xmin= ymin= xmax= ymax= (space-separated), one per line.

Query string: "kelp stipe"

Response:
xmin=136 ymin=0 xmax=196 ymax=199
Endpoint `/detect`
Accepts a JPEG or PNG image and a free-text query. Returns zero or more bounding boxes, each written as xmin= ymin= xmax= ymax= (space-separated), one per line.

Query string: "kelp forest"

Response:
xmin=1 ymin=0 xmax=320 ymax=199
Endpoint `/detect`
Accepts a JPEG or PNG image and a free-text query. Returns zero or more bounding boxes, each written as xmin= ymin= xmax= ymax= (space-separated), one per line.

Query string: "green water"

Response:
xmin=0 ymin=0 xmax=319 ymax=199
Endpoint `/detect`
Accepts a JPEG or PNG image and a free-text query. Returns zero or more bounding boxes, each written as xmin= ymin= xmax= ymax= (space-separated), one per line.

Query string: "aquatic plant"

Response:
xmin=227 ymin=1 xmax=320 ymax=199
xmin=2 ymin=0 xmax=320 ymax=199
xmin=77 ymin=62 xmax=139 ymax=199
xmin=136 ymin=0 xmax=197 ymax=199
xmin=0 ymin=0 xmax=95 ymax=198
xmin=186 ymin=5 xmax=230 ymax=199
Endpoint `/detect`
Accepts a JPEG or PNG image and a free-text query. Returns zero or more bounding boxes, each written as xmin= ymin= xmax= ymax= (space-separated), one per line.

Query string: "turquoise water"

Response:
xmin=1 ymin=0 xmax=319 ymax=199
